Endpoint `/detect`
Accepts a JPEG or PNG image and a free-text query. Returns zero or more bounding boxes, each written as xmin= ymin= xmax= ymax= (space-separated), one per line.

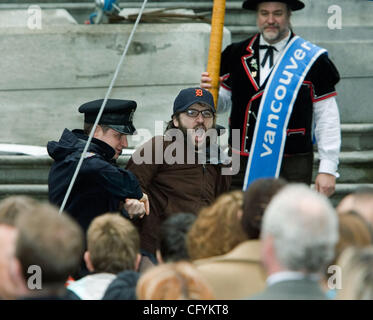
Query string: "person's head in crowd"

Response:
xmin=242 ymin=178 xmax=287 ymax=239
xmin=0 ymin=223 xmax=18 ymax=300
xmin=323 ymin=210 xmax=373 ymax=295
xmin=335 ymin=210 xmax=373 ymax=258
xmin=186 ymin=190 xmax=247 ymax=261
xmin=10 ymin=203 xmax=84 ymax=299
xmin=157 ymin=213 xmax=196 ymax=263
xmin=0 ymin=196 xmax=38 ymax=226
xmin=336 ymin=246 xmax=373 ymax=300
xmin=261 ymin=184 xmax=338 ymax=276
xmin=84 ymin=213 xmax=141 ymax=274
xmin=337 ymin=187 xmax=373 ymax=227
xmin=0 ymin=196 xmax=38 ymax=300
xmin=136 ymin=262 xmax=215 ymax=300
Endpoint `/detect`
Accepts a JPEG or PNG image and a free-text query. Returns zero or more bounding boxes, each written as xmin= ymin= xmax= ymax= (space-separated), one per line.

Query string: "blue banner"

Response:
xmin=243 ymin=36 xmax=326 ymax=191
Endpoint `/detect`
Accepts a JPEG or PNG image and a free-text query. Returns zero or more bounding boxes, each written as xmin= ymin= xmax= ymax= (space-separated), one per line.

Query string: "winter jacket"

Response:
xmin=126 ymin=135 xmax=232 ymax=255
xmin=47 ymin=128 xmax=143 ymax=232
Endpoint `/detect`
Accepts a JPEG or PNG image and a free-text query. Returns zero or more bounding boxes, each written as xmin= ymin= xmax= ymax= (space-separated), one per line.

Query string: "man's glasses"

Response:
xmin=185 ymin=109 xmax=214 ymax=118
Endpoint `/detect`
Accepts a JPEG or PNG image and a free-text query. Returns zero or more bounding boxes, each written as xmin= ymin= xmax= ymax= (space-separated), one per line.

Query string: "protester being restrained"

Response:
xmin=127 ymin=87 xmax=231 ymax=270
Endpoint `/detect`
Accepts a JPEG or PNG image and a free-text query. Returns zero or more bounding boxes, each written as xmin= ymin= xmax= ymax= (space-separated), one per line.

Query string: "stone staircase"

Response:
xmin=1 ymin=124 xmax=372 ymax=205
xmin=0 ymin=0 xmax=372 ymax=206
xmin=314 ymin=124 xmax=373 ymax=205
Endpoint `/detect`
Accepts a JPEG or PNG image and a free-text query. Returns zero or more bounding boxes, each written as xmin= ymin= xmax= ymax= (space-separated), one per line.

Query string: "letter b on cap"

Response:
xmin=195 ymin=89 xmax=203 ymax=97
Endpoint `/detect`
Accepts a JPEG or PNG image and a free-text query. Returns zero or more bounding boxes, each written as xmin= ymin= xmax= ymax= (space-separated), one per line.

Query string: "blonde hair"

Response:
xmin=15 ymin=203 xmax=84 ymax=284
xmin=336 ymin=211 xmax=373 ymax=257
xmin=323 ymin=211 xmax=372 ymax=280
xmin=87 ymin=213 xmax=139 ymax=273
xmin=0 ymin=196 xmax=38 ymax=226
xmin=136 ymin=262 xmax=214 ymax=300
xmin=186 ymin=190 xmax=247 ymax=260
xmin=337 ymin=246 xmax=373 ymax=300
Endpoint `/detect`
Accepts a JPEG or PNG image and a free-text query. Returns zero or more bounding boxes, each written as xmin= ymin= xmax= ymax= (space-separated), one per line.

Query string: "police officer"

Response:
xmin=47 ymin=99 xmax=149 ymax=234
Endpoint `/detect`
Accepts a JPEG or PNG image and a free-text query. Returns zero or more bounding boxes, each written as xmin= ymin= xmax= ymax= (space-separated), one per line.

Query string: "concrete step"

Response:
xmin=1 ymin=182 xmax=370 ymax=208
xmin=1 ymin=147 xmax=372 ymax=185
xmin=0 ymin=184 xmax=48 ymax=201
xmin=0 ymin=155 xmax=131 ymax=185
xmin=340 ymin=124 xmax=373 ymax=152
xmin=315 ymin=183 xmax=373 ymax=207
xmin=5 ymin=0 xmax=373 ymax=27
xmin=313 ymin=150 xmax=373 ymax=184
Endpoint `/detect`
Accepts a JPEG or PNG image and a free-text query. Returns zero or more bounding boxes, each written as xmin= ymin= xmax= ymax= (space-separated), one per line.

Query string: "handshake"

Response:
xmin=123 ymin=193 xmax=150 ymax=219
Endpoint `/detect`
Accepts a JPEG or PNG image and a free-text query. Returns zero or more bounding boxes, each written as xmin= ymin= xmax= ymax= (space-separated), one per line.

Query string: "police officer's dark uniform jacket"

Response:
xmin=47 ymin=99 xmax=143 ymax=233
xmin=48 ymin=129 xmax=142 ymax=232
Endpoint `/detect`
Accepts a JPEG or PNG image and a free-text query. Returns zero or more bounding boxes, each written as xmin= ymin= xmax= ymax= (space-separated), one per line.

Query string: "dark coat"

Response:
xmin=47 ymin=129 xmax=143 ymax=232
xmin=126 ymin=135 xmax=232 ymax=255
xmin=102 ymin=270 xmax=139 ymax=300
xmin=247 ymin=278 xmax=328 ymax=300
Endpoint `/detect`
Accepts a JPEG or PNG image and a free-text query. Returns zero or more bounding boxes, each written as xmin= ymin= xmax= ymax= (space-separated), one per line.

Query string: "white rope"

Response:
xmin=59 ymin=0 xmax=149 ymax=213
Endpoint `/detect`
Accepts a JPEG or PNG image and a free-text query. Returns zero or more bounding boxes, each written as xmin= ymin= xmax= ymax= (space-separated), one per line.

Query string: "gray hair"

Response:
xmin=261 ymin=184 xmax=338 ymax=273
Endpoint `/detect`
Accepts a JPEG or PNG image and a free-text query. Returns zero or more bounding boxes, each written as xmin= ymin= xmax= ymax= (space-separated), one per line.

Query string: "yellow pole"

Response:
xmin=206 ymin=0 xmax=226 ymax=110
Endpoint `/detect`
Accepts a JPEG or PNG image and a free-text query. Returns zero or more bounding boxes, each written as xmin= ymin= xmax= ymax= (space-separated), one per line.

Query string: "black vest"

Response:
xmin=220 ymin=33 xmax=340 ymax=156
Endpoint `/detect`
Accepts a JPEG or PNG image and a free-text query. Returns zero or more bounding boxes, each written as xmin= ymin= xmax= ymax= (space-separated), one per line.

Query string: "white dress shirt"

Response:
xmin=266 ymin=271 xmax=320 ymax=287
xmin=217 ymin=32 xmax=341 ymax=177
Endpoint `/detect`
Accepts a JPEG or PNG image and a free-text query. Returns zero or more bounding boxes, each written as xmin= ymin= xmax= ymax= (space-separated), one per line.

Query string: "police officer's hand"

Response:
xmin=315 ymin=173 xmax=336 ymax=197
xmin=139 ymin=193 xmax=150 ymax=216
xmin=124 ymin=199 xmax=147 ymax=219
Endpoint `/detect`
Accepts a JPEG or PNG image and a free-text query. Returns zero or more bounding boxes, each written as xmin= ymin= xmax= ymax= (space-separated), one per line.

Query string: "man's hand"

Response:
xmin=139 ymin=193 xmax=150 ymax=216
xmin=315 ymin=173 xmax=336 ymax=197
xmin=200 ymin=71 xmax=212 ymax=89
xmin=124 ymin=198 xmax=146 ymax=219
xmin=200 ymin=72 xmax=224 ymax=90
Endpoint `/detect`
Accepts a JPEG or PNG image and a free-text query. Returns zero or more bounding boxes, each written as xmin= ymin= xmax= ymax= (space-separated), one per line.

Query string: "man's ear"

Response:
xmin=237 ymin=209 xmax=243 ymax=221
xmin=172 ymin=116 xmax=179 ymax=128
xmin=9 ymin=257 xmax=28 ymax=296
xmin=93 ymin=125 xmax=103 ymax=139
xmin=134 ymin=253 xmax=142 ymax=272
xmin=156 ymin=249 xmax=164 ymax=264
xmin=84 ymin=251 xmax=95 ymax=272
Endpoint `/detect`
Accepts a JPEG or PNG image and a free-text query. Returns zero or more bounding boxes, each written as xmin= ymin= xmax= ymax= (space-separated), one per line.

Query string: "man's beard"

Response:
xmin=178 ymin=124 xmax=213 ymax=152
xmin=260 ymin=25 xmax=289 ymax=44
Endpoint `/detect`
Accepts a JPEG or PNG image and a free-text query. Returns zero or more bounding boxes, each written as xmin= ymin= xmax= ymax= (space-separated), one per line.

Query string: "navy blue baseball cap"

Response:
xmin=79 ymin=99 xmax=137 ymax=135
xmin=173 ymin=87 xmax=215 ymax=115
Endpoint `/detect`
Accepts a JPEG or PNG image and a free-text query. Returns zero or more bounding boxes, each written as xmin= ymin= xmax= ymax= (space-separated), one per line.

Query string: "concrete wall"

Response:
xmin=0 ymin=21 xmax=231 ymax=148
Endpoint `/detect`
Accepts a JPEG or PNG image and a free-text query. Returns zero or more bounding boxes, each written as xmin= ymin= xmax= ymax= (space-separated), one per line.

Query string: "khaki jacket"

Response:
xmin=194 ymin=240 xmax=266 ymax=300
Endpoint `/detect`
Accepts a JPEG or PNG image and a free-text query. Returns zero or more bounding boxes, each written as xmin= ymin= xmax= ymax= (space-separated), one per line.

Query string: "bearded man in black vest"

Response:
xmin=201 ymin=0 xmax=341 ymax=197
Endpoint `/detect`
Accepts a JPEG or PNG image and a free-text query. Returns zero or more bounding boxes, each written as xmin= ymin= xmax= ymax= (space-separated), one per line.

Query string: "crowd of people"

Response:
xmin=1 ymin=0 xmax=370 ymax=301
xmin=0 ymin=183 xmax=372 ymax=300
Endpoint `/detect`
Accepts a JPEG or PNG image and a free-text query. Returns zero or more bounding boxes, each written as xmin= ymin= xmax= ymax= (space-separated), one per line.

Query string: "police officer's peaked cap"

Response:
xmin=242 ymin=0 xmax=305 ymax=11
xmin=79 ymin=99 xmax=137 ymax=135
